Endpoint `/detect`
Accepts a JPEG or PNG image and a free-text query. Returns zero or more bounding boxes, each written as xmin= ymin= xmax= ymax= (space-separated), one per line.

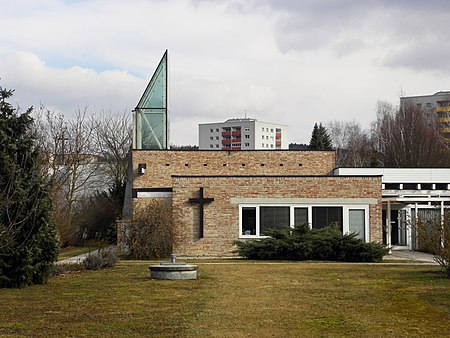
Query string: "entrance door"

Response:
xmin=391 ymin=210 xmax=407 ymax=246
xmin=382 ymin=209 xmax=408 ymax=247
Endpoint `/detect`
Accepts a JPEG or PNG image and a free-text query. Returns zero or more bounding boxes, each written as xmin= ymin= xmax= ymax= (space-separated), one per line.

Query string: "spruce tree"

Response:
xmin=318 ymin=123 xmax=333 ymax=150
xmin=0 ymin=86 xmax=58 ymax=288
xmin=309 ymin=122 xmax=333 ymax=150
xmin=309 ymin=123 xmax=320 ymax=150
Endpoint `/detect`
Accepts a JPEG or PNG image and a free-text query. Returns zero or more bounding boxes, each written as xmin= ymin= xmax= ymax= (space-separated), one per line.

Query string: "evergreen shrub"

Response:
xmin=0 ymin=86 xmax=58 ymax=287
xmin=234 ymin=224 xmax=388 ymax=262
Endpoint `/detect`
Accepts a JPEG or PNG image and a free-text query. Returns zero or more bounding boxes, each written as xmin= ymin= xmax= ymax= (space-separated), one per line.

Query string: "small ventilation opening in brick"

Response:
xmin=223 ymin=163 xmax=227 ymax=166
xmin=165 ymin=163 xmax=170 ymax=166
xmin=279 ymin=163 xmax=283 ymax=166
xmin=203 ymin=164 xmax=208 ymax=166
xmin=298 ymin=163 xmax=302 ymax=167
xmin=242 ymin=164 xmax=246 ymax=167
xmin=261 ymin=164 xmax=265 ymax=166
xmin=185 ymin=163 xmax=189 ymax=167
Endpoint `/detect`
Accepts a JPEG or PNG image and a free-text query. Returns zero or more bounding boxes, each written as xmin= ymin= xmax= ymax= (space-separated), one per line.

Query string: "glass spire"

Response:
xmin=134 ymin=50 xmax=169 ymax=149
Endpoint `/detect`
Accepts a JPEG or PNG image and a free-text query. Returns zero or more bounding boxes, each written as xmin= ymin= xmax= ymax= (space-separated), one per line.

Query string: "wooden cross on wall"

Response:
xmin=188 ymin=187 xmax=214 ymax=238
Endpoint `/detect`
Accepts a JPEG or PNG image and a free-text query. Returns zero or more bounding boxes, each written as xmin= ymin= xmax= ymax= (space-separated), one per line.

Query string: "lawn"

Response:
xmin=0 ymin=261 xmax=449 ymax=337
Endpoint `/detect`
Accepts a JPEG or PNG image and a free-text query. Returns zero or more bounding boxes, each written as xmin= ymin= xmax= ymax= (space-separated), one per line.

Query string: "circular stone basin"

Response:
xmin=149 ymin=264 xmax=198 ymax=280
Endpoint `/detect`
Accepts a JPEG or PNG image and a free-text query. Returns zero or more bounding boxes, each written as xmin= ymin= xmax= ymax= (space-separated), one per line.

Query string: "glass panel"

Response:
xmin=135 ymin=50 xmax=168 ymax=149
xmin=294 ymin=208 xmax=308 ymax=226
xmin=260 ymin=207 xmax=290 ymax=235
xmin=398 ymin=210 xmax=407 ymax=246
xmin=349 ymin=209 xmax=365 ymax=240
xmin=312 ymin=207 xmax=343 ymax=231
xmin=242 ymin=207 xmax=256 ymax=235
xmin=137 ymin=109 xmax=167 ymax=149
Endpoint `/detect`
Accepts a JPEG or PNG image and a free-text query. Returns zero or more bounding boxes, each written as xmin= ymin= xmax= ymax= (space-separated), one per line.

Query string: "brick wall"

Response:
xmin=170 ymin=175 xmax=382 ymax=257
xmin=133 ymin=150 xmax=336 ymax=188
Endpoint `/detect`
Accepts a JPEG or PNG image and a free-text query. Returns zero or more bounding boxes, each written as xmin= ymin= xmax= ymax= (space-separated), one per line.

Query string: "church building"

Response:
xmin=120 ymin=51 xmax=383 ymax=257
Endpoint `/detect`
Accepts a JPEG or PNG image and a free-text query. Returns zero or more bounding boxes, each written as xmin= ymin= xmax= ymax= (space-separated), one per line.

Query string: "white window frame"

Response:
xmin=239 ymin=204 xmax=369 ymax=242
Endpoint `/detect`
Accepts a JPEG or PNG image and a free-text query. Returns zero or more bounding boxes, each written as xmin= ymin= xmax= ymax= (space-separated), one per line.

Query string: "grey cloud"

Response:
xmin=383 ymin=42 xmax=450 ymax=72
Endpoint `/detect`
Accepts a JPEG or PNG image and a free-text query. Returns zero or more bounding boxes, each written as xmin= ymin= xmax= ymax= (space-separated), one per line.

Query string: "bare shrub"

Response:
xmin=126 ymin=199 xmax=173 ymax=259
xmin=84 ymin=247 xmax=118 ymax=270
xmin=417 ymin=214 xmax=450 ymax=276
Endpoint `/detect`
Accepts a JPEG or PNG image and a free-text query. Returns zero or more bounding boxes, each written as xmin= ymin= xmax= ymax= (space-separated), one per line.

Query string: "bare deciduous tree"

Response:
xmin=327 ymin=120 xmax=373 ymax=167
xmin=94 ymin=110 xmax=131 ymax=200
xmin=372 ymin=101 xmax=450 ymax=167
xmin=33 ymin=106 xmax=131 ymax=245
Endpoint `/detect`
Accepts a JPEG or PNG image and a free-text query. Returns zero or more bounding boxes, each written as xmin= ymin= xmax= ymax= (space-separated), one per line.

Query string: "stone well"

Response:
xmin=149 ymin=254 xmax=198 ymax=280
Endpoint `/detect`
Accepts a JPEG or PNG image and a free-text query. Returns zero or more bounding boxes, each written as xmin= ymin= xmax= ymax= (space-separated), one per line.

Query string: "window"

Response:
xmin=245 ymin=143 xmax=250 ymax=147
xmin=210 ymin=129 xmax=213 ymax=133
xmin=271 ymin=144 xmax=274 ymax=148
xmin=384 ymin=183 xmax=400 ymax=189
xmin=349 ymin=209 xmax=365 ymax=240
xmin=420 ymin=183 xmax=433 ymax=190
xmin=312 ymin=207 xmax=343 ymax=231
xmin=216 ymin=136 xmax=219 ymax=140
xmin=262 ymin=127 xmax=264 ymax=131
xmin=436 ymin=183 xmax=449 ymax=190
xmin=426 ymin=102 xmax=431 ymax=108
xmin=215 ymin=144 xmax=219 ymax=148
xmin=260 ymin=207 xmax=290 ymax=235
xmin=216 ymin=128 xmax=219 ymax=132
xmin=262 ymin=135 xmax=264 ymax=139
xmin=266 ymin=128 xmax=269 ymax=132
xmin=210 ymin=136 xmax=213 ymax=140
xmin=417 ymin=103 xmax=422 ymax=108
xmin=403 ymin=183 xmax=418 ymax=190
xmin=294 ymin=208 xmax=308 ymax=226
xmin=210 ymin=145 xmax=213 ymax=148
xmin=240 ymin=204 xmax=368 ymax=240
xmin=242 ymin=207 xmax=256 ymax=235
xmin=245 ymin=135 xmax=250 ymax=139
xmin=245 ymin=128 xmax=250 ymax=132
xmin=266 ymin=136 xmax=269 ymax=140
xmin=271 ymin=129 xmax=274 ymax=132
xmin=262 ymin=143 xmax=264 ymax=147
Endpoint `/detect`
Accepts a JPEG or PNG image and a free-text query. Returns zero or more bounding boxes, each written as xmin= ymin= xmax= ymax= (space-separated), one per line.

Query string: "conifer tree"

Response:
xmin=309 ymin=122 xmax=333 ymax=150
xmin=0 ymin=86 xmax=58 ymax=288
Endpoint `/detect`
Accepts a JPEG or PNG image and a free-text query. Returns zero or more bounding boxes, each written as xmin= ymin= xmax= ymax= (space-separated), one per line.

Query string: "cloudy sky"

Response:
xmin=1 ymin=0 xmax=450 ymax=145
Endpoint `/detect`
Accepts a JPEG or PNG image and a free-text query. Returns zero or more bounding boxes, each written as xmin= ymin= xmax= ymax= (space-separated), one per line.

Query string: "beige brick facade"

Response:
xmin=170 ymin=176 xmax=382 ymax=257
xmin=132 ymin=150 xmax=336 ymax=188
xmin=128 ymin=150 xmax=382 ymax=257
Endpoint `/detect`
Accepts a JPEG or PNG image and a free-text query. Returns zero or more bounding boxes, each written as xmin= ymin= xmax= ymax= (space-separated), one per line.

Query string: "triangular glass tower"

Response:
xmin=134 ymin=50 xmax=169 ymax=149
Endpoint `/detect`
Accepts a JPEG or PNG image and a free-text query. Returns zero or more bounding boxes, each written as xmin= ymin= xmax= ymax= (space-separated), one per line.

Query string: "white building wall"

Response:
xmin=199 ymin=118 xmax=288 ymax=150
xmin=334 ymin=168 xmax=450 ymax=184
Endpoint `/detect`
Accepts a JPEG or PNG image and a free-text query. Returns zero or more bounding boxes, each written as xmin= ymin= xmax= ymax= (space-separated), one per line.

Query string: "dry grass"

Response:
xmin=0 ymin=261 xmax=449 ymax=337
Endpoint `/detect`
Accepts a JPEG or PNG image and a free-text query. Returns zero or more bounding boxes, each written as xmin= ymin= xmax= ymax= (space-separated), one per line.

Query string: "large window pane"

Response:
xmin=242 ymin=207 xmax=256 ymax=235
xmin=260 ymin=207 xmax=290 ymax=235
xmin=294 ymin=208 xmax=308 ymax=226
xmin=349 ymin=209 xmax=365 ymax=240
xmin=312 ymin=207 xmax=343 ymax=231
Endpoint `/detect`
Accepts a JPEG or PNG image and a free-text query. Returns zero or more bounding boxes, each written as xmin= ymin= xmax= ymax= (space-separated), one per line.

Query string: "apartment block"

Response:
xmin=198 ymin=118 xmax=288 ymax=150
xmin=400 ymin=91 xmax=450 ymax=139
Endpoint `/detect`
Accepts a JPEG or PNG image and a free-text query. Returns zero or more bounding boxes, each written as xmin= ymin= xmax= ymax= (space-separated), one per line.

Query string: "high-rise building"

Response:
xmin=198 ymin=118 xmax=288 ymax=150
xmin=400 ymin=91 xmax=450 ymax=139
